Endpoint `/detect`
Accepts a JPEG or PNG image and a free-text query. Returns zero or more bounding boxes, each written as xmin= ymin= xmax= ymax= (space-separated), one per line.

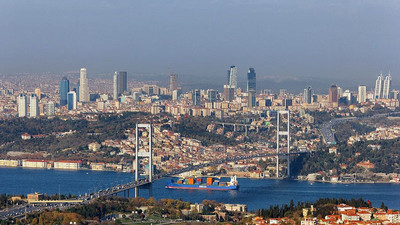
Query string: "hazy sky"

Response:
xmin=0 ymin=0 xmax=399 ymax=91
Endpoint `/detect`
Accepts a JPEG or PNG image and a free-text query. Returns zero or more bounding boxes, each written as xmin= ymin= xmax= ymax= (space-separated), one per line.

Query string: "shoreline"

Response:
xmin=0 ymin=166 xmax=130 ymax=173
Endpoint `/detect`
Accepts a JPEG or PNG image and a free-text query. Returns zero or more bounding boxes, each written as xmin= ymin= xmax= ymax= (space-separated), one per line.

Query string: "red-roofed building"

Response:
xmin=341 ymin=211 xmax=360 ymax=221
xmin=356 ymin=161 xmax=375 ymax=169
xmin=22 ymin=159 xmax=48 ymax=168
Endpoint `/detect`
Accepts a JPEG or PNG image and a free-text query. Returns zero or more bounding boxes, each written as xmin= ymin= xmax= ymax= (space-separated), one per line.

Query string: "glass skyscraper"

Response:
xmin=60 ymin=77 xmax=69 ymax=106
xmin=247 ymin=68 xmax=256 ymax=92
xmin=304 ymin=86 xmax=312 ymax=104
xmin=67 ymin=91 xmax=77 ymax=110
xmin=113 ymin=71 xmax=128 ymax=99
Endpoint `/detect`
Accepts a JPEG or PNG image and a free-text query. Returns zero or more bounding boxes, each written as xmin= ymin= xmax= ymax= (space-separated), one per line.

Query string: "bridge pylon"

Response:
xmin=276 ymin=111 xmax=290 ymax=178
xmin=135 ymin=123 xmax=153 ymax=183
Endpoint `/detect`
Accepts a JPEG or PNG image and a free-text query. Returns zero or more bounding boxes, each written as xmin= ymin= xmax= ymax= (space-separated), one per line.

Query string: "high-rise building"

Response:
xmin=224 ymin=85 xmax=235 ymax=102
xmin=192 ymin=89 xmax=201 ymax=106
xmin=113 ymin=71 xmax=128 ymax=99
xmin=383 ymin=73 xmax=392 ymax=99
xmin=67 ymin=91 xmax=77 ymax=110
xmin=279 ymin=89 xmax=287 ymax=97
xmin=35 ymin=88 xmax=41 ymax=100
xmin=247 ymin=68 xmax=256 ymax=93
xmin=328 ymin=84 xmax=338 ymax=104
xmin=46 ymin=102 xmax=55 ymax=116
xmin=342 ymin=90 xmax=353 ymax=105
xmin=76 ymin=81 xmax=80 ymax=101
xmin=169 ymin=74 xmax=178 ymax=91
xmin=374 ymin=73 xmax=384 ymax=99
xmin=17 ymin=93 xmax=27 ymax=117
xmin=29 ymin=94 xmax=39 ymax=118
xmin=358 ymin=85 xmax=367 ymax=103
xmin=172 ymin=89 xmax=181 ymax=101
xmin=207 ymin=89 xmax=218 ymax=103
xmin=304 ymin=86 xmax=312 ymax=104
xmin=60 ymin=77 xmax=69 ymax=106
xmin=248 ymin=91 xmax=256 ymax=108
xmin=227 ymin=66 xmax=237 ymax=89
xmin=79 ymin=68 xmax=89 ymax=102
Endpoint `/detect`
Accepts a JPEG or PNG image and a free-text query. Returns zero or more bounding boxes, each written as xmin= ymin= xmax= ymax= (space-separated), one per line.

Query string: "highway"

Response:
xmin=319 ymin=112 xmax=400 ymax=144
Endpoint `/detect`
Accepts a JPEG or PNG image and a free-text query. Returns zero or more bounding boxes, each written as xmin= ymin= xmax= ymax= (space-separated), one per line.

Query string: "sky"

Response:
xmin=0 ymin=0 xmax=399 ymax=92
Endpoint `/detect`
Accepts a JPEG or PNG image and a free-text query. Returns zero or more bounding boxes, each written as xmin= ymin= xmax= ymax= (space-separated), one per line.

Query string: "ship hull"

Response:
xmin=166 ymin=182 xmax=239 ymax=191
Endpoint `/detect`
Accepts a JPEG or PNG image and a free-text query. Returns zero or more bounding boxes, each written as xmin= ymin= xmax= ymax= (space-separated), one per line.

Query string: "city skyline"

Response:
xmin=0 ymin=1 xmax=398 ymax=88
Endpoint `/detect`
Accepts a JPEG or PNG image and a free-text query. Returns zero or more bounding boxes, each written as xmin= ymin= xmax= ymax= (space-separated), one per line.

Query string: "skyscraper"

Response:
xmin=192 ymin=89 xmax=201 ymax=106
xmin=207 ymin=89 xmax=218 ymax=103
xmin=247 ymin=68 xmax=256 ymax=93
xmin=79 ymin=68 xmax=89 ymax=102
xmin=113 ymin=71 xmax=128 ymax=99
xmin=18 ymin=93 xmax=27 ymax=117
xmin=382 ymin=73 xmax=392 ymax=99
xmin=29 ymin=94 xmax=39 ymax=118
xmin=224 ymin=85 xmax=235 ymax=102
xmin=374 ymin=73 xmax=384 ymax=99
xmin=248 ymin=91 xmax=256 ymax=108
xmin=358 ymin=85 xmax=367 ymax=103
xmin=304 ymin=86 xmax=312 ymax=104
xmin=227 ymin=66 xmax=237 ymax=89
xmin=67 ymin=91 xmax=77 ymax=110
xmin=328 ymin=84 xmax=338 ymax=104
xmin=169 ymin=74 xmax=178 ymax=91
xmin=60 ymin=77 xmax=69 ymax=106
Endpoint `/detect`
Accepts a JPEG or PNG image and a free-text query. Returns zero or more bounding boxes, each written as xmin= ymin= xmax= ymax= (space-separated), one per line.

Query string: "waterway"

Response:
xmin=1 ymin=168 xmax=400 ymax=211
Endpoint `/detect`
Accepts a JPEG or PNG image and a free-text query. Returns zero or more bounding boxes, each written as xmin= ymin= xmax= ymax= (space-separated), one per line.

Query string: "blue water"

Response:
xmin=1 ymin=168 xmax=400 ymax=211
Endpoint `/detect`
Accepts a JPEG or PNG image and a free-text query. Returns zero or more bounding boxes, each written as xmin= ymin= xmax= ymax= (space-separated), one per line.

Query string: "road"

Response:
xmin=319 ymin=112 xmax=400 ymax=144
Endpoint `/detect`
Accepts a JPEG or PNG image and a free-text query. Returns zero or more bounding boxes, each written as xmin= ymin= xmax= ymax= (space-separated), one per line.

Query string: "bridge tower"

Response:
xmin=276 ymin=111 xmax=290 ymax=178
xmin=135 ymin=123 xmax=153 ymax=183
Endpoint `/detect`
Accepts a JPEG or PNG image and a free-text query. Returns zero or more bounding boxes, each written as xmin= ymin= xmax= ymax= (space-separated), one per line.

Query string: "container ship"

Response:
xmin=165 ymin=176 xmax=239 ymax=190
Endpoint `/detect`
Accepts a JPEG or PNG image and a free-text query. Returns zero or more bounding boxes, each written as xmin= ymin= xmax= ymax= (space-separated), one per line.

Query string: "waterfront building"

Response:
xmin=22 ymin=159 xmax=48 ymax=168
xmin=0 ymin=159 xmax=21 ymax=167
xmin=247 ymin=68 xmax=256 ymax=93
xmin=29 ymin=94 xmax=39 ymax=117
xmin=328 ymin=84 xmax=338 ymax=104
xmin=54 ymin=160 xmax=82 ymax=170
xmin=60 ymin=77 xmax=69 ymax=106
xmin=358 ymin=85 xmax=367 ymax=103
xmin=374 ymin=73 xmax=384 ymax=99
xmin=17 ymin=93 xmax=27 ymax=117
xmin=304 ymin=86 xmax=312 ymax=104
xmin=67 ymin=91 xmax=77 ymax=110
xmin=227 ymin=65 xmax=237 ymax=89
xmin=113 ymin=71 xmax=128 ymax=99
xmin=79 ymin=68 xmax=89 ymax=102
xmin=383 ymin=73 xmax=392 ymax=99
xmin=169 ymin=74 xmax=178 ymax=91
